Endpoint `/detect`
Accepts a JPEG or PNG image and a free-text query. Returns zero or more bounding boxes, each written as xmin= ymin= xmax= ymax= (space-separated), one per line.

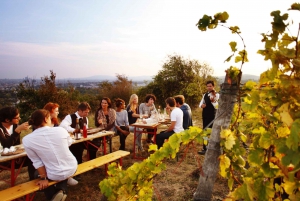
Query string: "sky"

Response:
xmin=0 ymin=0 xmax=299 ymax=79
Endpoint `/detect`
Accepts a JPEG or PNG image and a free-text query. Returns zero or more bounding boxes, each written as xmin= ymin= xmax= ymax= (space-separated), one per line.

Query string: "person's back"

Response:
xmin=23 ymin=126 xmax=77 ymax=180
xmin=23 ymin=109 xmax=77 ymax=200
xmin=180 ymin=103 xmax=193 ymax=130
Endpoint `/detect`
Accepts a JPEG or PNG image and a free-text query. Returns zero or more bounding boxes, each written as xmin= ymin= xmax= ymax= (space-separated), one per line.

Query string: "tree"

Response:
xmin=137 ymin=54 xmax=217 ymax=108
xmin=97 ymin=74 xmax=136 ymax=105
xmin=16 ymin=70 xmax=80 ymax=121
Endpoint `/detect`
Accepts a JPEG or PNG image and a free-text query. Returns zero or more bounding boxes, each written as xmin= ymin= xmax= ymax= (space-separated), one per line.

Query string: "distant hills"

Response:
xmin=0 ymin=74 xmax=259 ymax=83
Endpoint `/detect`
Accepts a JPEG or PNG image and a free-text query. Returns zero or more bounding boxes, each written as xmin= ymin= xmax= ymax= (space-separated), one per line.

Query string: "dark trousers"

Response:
xmin=88 ymin=138 xmax=102 ymax=160
xmin=34 ymin=171 xmax=67 ymax=200
xmin=156 ymin=130 xmax=175 ymax=149
xmin=69 ymin=143 xmax=84 ymax=164
xmin=117 ymin=126 xmax=129 ymax=151
xmin=147 ymin=129 xmax=154 ymax=141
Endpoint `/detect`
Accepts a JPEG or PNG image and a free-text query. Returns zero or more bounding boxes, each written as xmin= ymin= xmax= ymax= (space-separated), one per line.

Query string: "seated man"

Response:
xmin=60 ymin=102 xmax=90 ymax=165
xmin=156 ymin=97 xmax=184 ymax=149
xmin=23 ymin=109 xmax=77 ymax=201
xmin=0 ymin=106 xmax=35 ymax=180
xmin=174 ymin=95 xmax=193 ymax=130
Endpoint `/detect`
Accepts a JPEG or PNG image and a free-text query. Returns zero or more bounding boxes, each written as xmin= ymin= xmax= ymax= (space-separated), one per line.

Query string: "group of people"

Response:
xmin=0 ymin=81 xmax=219 ymax=201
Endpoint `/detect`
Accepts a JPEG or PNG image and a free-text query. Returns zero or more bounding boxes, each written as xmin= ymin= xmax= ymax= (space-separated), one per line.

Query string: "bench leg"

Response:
xmin=25 ymin=192 xmax=36 ymax=201
xmin=119 ymin=157 xmax=123 ymax=166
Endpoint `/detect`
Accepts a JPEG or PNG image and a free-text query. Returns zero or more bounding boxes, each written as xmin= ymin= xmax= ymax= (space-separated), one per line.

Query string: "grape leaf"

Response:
xmin=219 ymin=154 xmax=231 ymax=177
xmin=248 ymin=149 xmax=265 ymax=166
xmin=286 ymin=119 xmax=300 ymax=151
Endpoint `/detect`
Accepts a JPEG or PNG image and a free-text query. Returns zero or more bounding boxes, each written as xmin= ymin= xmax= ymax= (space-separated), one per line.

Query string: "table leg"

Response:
xmin=103 ymin=136 xmax=108 ymax=175
xmin=11 ymin=159 xmax=15 ymax=187
xmin=133 ymin=127 xmax=137 ymax=159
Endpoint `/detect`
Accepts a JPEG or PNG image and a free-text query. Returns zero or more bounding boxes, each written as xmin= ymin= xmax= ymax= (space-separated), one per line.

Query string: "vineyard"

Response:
xmin=100 ymin=3 xmax=300 ymax=201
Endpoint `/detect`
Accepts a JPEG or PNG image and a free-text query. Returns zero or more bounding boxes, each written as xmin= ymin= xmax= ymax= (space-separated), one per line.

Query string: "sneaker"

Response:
xmin=51 ymin=190 xmax=64 ymax=201
xmin=198 ymin=150 xmax=206 ymax=155
xmin=61 ymin=194 xmax=67 ymax=201
xmin=67 ymin=177 xmax=78 ymax=186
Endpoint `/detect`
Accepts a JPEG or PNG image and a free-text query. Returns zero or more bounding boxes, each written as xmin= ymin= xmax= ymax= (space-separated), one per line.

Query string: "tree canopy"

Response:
xmin=137 ymin=54 xmax=217 ymax=108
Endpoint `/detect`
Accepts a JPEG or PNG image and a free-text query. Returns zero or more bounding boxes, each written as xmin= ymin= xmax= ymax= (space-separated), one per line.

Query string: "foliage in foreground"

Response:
xmin=208 ymin=3 xmax=300 ymax=201
xmin=99 ymin=127 xmax=211 ymax=200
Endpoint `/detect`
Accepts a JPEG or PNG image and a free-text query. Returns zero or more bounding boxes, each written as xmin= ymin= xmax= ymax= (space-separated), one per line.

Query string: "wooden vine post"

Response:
xmin=193 ymin=71 xmax=241 ymax=201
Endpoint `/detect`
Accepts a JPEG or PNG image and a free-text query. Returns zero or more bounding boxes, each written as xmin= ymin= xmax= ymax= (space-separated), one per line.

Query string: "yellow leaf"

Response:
xmin=220 ymin=129 xmax=232 ymax=138
xmin=252 ymin=126 xmax=266 ymax=134
xmin=225 ymin=134 xmax=236 ymax=150
xmin=219 ymin=154 xmax=231 ymax=177
xmin=148 ymin=144 xmax=158 ymax=152
xmin=279 ymin=103 xmax=294 ymax=127
xmin=276 ymin=126 xmax=290 ymax=137
xmin=282 ymin=179 xmax=297 ymax=195
xmin=244 ymin=96 xmax=252 ymax=104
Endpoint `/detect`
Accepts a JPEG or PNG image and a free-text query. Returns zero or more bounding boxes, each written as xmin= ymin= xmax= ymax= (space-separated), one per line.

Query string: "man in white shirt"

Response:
xmin=60 ymin=102 xmax=90 ymax=165
xmin=23 ymin=109 xmax=77 ymax=201
xmin=156 ymin=97 xmax=184 ymax=149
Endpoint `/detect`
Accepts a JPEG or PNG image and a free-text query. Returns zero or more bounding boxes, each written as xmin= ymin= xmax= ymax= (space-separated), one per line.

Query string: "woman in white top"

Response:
xmin=23 ymin=109 xmax=77 ymax=201
xmin=115 ymin=98 xmax=130 ymax=150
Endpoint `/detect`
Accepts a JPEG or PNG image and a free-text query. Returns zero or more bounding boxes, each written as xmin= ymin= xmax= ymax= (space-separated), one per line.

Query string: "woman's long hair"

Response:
xmin=43 ymin=102 xmax=59 ymax=125
xmin=128 ymin=94 xmax=138 ymax=112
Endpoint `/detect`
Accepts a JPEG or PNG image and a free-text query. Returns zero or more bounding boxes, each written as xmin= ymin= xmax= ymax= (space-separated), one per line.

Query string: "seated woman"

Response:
xmin=44 ymin=102 xmax=78 ymax=186
xmin=127 ymin=94 xmax=144 ymax=152
xmin=114 ymin=98 xmax=130 ymax=150
xmin=23 ymin=109 xmax=77 ymax=201
xmin=93 ymin=97 xmax=116 ymax=156
xmin=0 ymin=106 xmax=35 ymax=180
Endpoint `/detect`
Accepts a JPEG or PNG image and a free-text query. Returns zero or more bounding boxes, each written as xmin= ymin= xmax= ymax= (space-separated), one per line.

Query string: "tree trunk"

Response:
xmin=193 ymin=73 xmax=241 ymax=201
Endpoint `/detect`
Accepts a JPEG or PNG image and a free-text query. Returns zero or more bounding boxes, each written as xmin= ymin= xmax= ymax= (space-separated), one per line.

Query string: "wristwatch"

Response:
xmin=40 ymin=177 xmax=48 ymax=180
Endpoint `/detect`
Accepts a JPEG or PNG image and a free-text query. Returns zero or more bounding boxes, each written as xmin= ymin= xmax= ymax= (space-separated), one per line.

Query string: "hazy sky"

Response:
xmin=0 ymin=0 xmax=298 ymax=79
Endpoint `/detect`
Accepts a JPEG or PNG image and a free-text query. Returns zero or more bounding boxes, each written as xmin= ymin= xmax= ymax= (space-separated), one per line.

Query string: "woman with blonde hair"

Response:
xmin=126 ymin=94 xmax=143 ymax=152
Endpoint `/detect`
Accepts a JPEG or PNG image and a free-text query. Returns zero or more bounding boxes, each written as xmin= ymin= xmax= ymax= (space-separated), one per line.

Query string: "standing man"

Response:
xmin=156 ymin=97 xmax=184 ymax=149
xmin=198 ymin=80 xmax=219 ymax=155
xmin=174 ymin=95 xmax=193 ymax=130
xmin=60 ymin=102 xmax=90 ymax=166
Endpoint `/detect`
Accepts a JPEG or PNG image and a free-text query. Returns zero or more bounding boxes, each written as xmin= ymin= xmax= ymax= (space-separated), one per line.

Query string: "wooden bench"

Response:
xmin=0 ymin=150 xmax=130 ymax=201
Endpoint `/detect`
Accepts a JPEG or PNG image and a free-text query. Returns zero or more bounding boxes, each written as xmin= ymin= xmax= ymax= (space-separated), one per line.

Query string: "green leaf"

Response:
xmin=230 ymin=26 xmax=241 ymax=34
xmin=258 ymin=132 xmax=273 ymax=149
xmin=229 ymin=41 xmax=237 ymax=52
xmin=289 ymin=3 xmax=300 ymax=11
xmin=248 ymin=149 xmax=265 ymax=166
xmin=197 ymin=15 xmax=211 ymax=31
xmin=224 ymin=55 xmax=233 ymax=62
xmin=232 ymin=183 xmax=252 ymax=201
xmin=253 ymin=178 xmax=275 ymax=200
xmin=286 ymin=119 xmax=300 ymax=151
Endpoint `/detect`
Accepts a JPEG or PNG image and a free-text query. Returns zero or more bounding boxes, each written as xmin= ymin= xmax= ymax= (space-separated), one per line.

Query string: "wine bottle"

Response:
xmin=83 ymin=123 xmax=87 ymax=138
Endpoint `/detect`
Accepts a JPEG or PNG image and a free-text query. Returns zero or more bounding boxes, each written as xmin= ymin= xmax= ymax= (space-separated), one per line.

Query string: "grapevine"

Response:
xmin=99 ymin=127 xmax=211 ymax=200
xmin=216 ymin=3 xmax=300 ymax=201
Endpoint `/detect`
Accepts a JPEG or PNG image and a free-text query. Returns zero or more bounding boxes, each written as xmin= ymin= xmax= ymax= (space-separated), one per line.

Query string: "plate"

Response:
xmin=1 ymin=148 xmax=25 ymax=156
xmin=87 ymin=128 xmax=104 ymax=135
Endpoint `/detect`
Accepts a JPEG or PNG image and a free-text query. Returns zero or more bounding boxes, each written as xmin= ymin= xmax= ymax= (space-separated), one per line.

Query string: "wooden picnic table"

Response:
xmin=0 ymin=130 xmax=114 ymax=187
